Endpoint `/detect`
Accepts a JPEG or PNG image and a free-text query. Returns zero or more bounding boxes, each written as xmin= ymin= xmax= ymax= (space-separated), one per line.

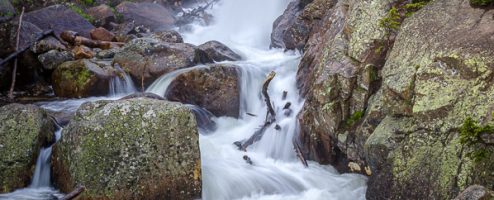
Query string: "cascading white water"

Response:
xmin=155 ymin=0 xmax=367 ymax=199
xmin=109 ymin=65 xmax=138 ymax=97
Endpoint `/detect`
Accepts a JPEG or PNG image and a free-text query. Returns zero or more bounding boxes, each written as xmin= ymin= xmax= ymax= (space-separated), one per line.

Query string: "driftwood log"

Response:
xmin=61 ymin=185 xmax=85 ymax=200
xmin=60 ymin=30 xmax=124 ymax=50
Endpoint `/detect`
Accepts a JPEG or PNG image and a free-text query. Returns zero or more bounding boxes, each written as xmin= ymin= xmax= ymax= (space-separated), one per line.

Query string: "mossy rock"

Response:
xmin=0 ymin=104 xmax=55 ymax=193
xmin=52 ymin=98 xmax=201 ymax=199
xmin=51 ymin=59 xmax=115 ymax=98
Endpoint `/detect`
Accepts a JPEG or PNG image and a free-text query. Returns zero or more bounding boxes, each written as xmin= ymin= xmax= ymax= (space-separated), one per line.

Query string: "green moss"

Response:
xmin=470 ymin=0 xmax=494 ymax=6
xmin=404 ymin=0 xmax=431 ymax=17
xmin=460 ymin=117 xmax=494 ymax=161
xmin=379 ymin=7 xmax=401 ymax=33
xmin=69 ymin=4 xmax=94 ymax=23
xmin=346 ymin=111 xmax=364 ymax=127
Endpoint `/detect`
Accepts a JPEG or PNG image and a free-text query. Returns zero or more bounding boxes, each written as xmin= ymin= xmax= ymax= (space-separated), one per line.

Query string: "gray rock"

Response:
xmin=198 ymin=40 xmax=242 ymax=62
xmin=0 ymin=104 xmax=55 ymax=193
xmin=38 ymin=50 xmax=74 ymax=70
xmin=52 ymin=97 xmax=201 ymax=199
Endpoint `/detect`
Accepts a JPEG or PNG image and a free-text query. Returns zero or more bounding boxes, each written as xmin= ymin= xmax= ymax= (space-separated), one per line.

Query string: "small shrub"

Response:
xmin=470 ymin=0 xmax=494 ymax=6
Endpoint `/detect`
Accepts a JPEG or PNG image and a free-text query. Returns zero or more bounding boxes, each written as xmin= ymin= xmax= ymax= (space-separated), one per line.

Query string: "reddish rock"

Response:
xmin=166 ymin=64 xmax=240 ymax=118
xmin=72 ymin=46 xmax=94 ymax=59
xmin=90 ymin=27 xmax=115 ymax=42
xmin=87 ymin=4 xmax=116 ymax=29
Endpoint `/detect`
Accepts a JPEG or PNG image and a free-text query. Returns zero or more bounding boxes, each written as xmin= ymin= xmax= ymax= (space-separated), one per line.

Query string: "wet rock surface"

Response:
xmin=198 ymin=40 xmax=242 ymax=62
xmin=166 ymin=64 xmax=240 ymax=118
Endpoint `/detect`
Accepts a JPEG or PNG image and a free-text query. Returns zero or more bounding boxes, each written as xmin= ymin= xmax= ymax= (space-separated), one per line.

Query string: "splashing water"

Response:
xmin=160 ymin=0 xmax=367 ymax=199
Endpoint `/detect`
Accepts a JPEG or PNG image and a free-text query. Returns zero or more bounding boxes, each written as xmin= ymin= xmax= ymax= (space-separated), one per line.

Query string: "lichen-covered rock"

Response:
xmin=198 ymin=40 xmax=242 ymax=62
xmin=51 ymin=98 xmax=201 ymax=199
xmin=166 ymin=64 xmax=240 ymax=118
xmin=113 ymin=38 xmax=211 ymax=87
xmin=148 ymin=30 xmax=184 ymax=43
xmin=0 ymin=104 xmax=55 ymax=193
xmin=454 ymin=185 xmax=494 ymax=200
xmin=296 ymin=0 xmax=390 ymax=166
xmin=31 ymin=36 xmax=66 ymax=54
xmin=38 ymin=50 xmax=74 ymax=70
xmin=51 ymin=59 xmax=116 ymax=98
xmin=361 ymin=0 xmax=494 ymax=199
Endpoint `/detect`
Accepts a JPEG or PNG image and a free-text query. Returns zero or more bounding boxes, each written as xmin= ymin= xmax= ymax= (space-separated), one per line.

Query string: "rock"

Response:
xmin=51 ymin=59 xmax=116 ymax=98
xmin=113 ymin=38 xmax=211 ymax=87
xmin=31 ymin=36 xmax=66 ymax=54
xmin=148 ymin=30 xmax=183 ymax=43
xmin=166 ymin=64 xmax=240 ymax=118
xmin=270 ymin=0 xmax=310 ymax=50
xmin=0 ymin=21 xmax=42 ymax=57
xmin=52 ymin=98 xmax=201 ymax=199
xmin=72 ymin=45 xmax=95 ymax=59
xmin=360 ymin=0 xmax=494 ymax=199
xmin=38 ymin=50 xmax=74 ymax=70
xmin=454 ymin=185 xmax=494 ymax=200
xmin=23 ymin=5 xmax=95 ymax=39
xmin=87 ymin=4 xmax=116 ymax=29
xmin=115 ymin=2 xmax=176 ymax=32
xmin=90 ymin=27 xmax=115 ymax=42
xmin=95 ymin=47 xmax=121 ymax=59
xmin=198 ymin=41 xmax=242 ymax=62
xmin=0 ymin=104 xmax=55 ymax=193
xmin=0 ymin=0 xmax=15 ymax=23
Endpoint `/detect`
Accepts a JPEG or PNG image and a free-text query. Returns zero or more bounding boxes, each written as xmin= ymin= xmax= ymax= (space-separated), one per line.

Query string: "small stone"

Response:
xmin=348 ymin=162 xmax=361 ymax=172
xmin=90 ymin=27 xmax=115 ymax=42
xmin=73 ymin=45 xmax=94 ymax=59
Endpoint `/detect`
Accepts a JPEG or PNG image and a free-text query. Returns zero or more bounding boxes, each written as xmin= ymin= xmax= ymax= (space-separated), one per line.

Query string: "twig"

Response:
xmin=293 ymin=139 xmax=308 ymax=167
xmin=61 ymin=185 xmax=86 ymax=200
xmin=263 ymin=71 xmax=276 ymax=120
xmin=8 ymin=7 xmax=25 ymax=99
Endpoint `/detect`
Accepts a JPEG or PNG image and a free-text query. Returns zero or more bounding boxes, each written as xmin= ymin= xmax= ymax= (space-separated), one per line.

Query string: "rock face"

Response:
xmin=115 ymin=2 xmax=176 ymax=32
xmin=0 ymin=21 xmax=43 ymax=57
xmin=270 ymin=0 xmax=310 ymax=50
xmin=51 ymin=59 xmax=116 ymax=98
xmin=52 ymin=98 xmax=201 ymax=199
xmin=198 ymin=41 xmax=242 ymax=62
xmin=166 ymin=64 xmax=240 ymax=118
xmin=23 ymin=5 xmax=95 ymax=38
xmin=0 ymin=104 xmax=55 ymax=193
xmin=454 ymin=185 xmax=494 ymax=200
xmin=296 ymin=0 xmax=494 ymax=199
xmin=113 ymin=38 xmax=211 ymax=87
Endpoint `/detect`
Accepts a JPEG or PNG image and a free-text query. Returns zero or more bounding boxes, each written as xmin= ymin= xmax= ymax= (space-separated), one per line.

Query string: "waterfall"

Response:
xmin=109 ymin=65 xmax=137 ymax=97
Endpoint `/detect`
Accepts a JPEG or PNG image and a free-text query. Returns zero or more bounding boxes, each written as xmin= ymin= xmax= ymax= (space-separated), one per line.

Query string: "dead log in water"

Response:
xmin=61 ymin=185 xmax=85 ymax=200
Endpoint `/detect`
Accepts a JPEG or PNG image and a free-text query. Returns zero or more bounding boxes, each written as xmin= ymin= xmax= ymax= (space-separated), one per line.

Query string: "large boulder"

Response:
xmin=113 ymin=38 xmax=211 ymax=87
xmin=51 ymin=59 xmax=116 ymax=98
xmin=270 ymin=0 xmax=311 ymax=50
xmin=0 ymin=104 xmax=55 ymax=193
xmin=52 ymin=97 xmax=201 ymax=199
xmin=363 ymin=0 xmax=494 ymax=199
xmin=198 ymin=41 xmax=242 ymax=62
xmin=115 ymin=2 xmax=176 ymax=32
xmin=0 ymin=21 xmax=42 ymax=57
xmin=23 ymin=5 xmax=95 ymax=39
xmin=166 ymin=64 xmax=240 ymax=118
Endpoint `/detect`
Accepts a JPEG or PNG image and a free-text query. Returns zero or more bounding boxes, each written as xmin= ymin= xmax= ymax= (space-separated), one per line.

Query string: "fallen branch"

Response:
xmin=293 ymin=139 xmax=308 ymax=167
xmin=0 ymin=30 xmax=53 ymax=67
xmin=61 ymin=30 xmax=124 ymax=50
xmin=8 ymin=7 xmax=25 ymax=99
xmin=235 ymin=72 xmax=277 ymax=150
xmin=61 ymin=185 xmax=86 ymax=200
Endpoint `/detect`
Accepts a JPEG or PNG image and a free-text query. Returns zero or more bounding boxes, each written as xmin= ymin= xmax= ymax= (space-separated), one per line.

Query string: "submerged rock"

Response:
xmin=198 ymin=40 xmax=242 ymax=62
xmin=51 ymin=59 xmax=115 ymax=98
xmin=0 ymin=104 xmax=55 ymax=193
xmin=52 ymin=97 xmax=201 ymax=199
xmin=166 ymin=64 xmax=240 ymax=118
xmin=113 ymin=38 xmax=211 ymax=87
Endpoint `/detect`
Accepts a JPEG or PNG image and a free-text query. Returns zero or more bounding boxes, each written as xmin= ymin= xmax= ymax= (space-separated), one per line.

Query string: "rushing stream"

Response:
xmin=0 ymin=0 xmax=367 ymax=199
